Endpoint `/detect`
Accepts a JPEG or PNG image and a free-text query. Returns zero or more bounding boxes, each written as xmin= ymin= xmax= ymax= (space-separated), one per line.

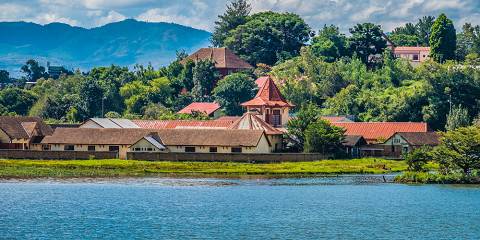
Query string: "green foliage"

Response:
xmin=105 ymin=111 xmax=121 ymax=118
xmin=224 ymin=11 xmax=312 ymax=65
xmin=445 ymin=105 xmax=471 ymax=131
xmin=391 ymin=16 xmax=435 ymax=46
xmin=395 ymin=171 xmax=479 ymax=184
xmin=142 ymin=103 xmax=208 ymax=120
xmin=0 ymin=87 xmax=37 ymax=115
xmin=310 ymin=25 xmax=348 ymax=62
xmin=286 ymin=104 xmax=321 ymax=151
xmin=456 ymin=23 xmax=480 ymax=61
xmin=304 ymin=119 xmax=346 ymax=154
xmin=348 ymin=23 xmax=387 ymax=66
xmin=21 ymin=59 xmax=47 ymax=82
xmin=211 ymin=0 xmax=251 ymax=47
xmin=405 ymin=146 xmax=432 ymax=172
xmin=433 ymin=126 xmax=480 ymax=175
xmin=191 ymin=59 xmax=219 ymax=100
xmin=120 ymin=77 xmax=173 ymax=115
xmin=430 ymin=13 xmax=457 ymax=62
xmin=79 ymin=77 xmax=104 ymax=118
xmin=213 ymin=73 xmax=256 ymax=116
xmin=0 ymin=70 xmax=10 ymax=85
xmin=389 ymin=33 xmax=421 ymax=46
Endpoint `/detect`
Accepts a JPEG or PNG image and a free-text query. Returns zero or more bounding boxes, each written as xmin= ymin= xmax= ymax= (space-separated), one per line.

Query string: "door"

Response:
xmin=109 ymin=146 xmax=120 ymax=152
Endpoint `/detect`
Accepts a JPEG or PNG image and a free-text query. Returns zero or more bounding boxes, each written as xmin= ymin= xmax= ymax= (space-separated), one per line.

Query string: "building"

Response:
xmin=381 ymin=132 xmax=440 ymax=158
xmin=132 ymin=119 xmax=234 ymax=129
xmin=181 ymin=48 xmax=253 ymax=78
xmin=40 ymin=128 xmax=166 ymax=159
xmin=241 ymin=76 xmax=294 ymax=127
xmin=393 ymin=47 xmax=430 ymax=65
xmin=0 ymin=116 xmax=53 ymax=150
xmin=342 ymin=135 xmax=367 ymax=158
xmin=177 ymin=102 xmax=222 ymax=118
xmin=331 ymin=122 xmax=429 ymax=144
xmin=80 ymin=118 xmax=140 ymax=129
xmin=228 ymin=112 xmax=284 ymax=152
xmin=321 ymin=116 xmax=355 ymax=123
xmin=40 ymin=128 xmax=273 ymax=158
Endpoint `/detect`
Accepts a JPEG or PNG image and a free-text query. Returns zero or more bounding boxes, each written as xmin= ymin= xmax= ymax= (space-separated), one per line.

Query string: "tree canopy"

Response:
xmin=430 ymin=13 xmax=457 ymax=62
xmin=213 ymin=73 xmax=257 ymax=116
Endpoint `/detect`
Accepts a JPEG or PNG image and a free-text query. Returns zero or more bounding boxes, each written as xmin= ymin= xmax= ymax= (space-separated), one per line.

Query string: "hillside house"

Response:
xmin=241 ymin=76 xmax=294 ymax=127
xmin=381 ymin=132 xmax=440 ymax=158
xmin=0 ymin=116 xmax=53 ymax=149
xmin=177 ymin=102 xmax=222 ymax=118
xmin=181 ymin=48 xmax=253 ymax=78
xmin=393 ymin=47 xmax=430 ymax=65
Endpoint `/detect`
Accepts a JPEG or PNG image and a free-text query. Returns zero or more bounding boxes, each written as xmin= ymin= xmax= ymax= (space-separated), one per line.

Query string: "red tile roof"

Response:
xmin=393 ymin=46 xmax=430 ymax=52
xmin=228 ymin=112 xmax=283 ymax=135
xmin=241 ymin=76 xmax=293 ymax=108
xmin=178 ymin=102 xmax=221 ymax=116
xmin=331 ymin=122 xmax=429 ymax=143
xmin=132 ymin=119 xmax=234 ymax=129
xmin=216 ymin=116 xmax=241 ymax=122
xmin=255 ymin=76 xmax=269 ymax=88
xmin=181 ymin=48 xmax=253 ymax=69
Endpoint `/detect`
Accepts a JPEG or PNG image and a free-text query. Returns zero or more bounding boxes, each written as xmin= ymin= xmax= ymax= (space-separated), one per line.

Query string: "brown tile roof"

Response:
xmin=132 ymin=119 xmax=234 ymax=129
xmin=342 ymin=135 xmax=367 ymax=147
xmin=0 ymin=116 xmax=53 ymax=139
xmin=332 ymin=122 xmax=429 ymax=143
xmin=228 ymin=112 xmax=283 ymax=135
xmin=42 ymin=128 xmax=156 ymax=145
xmin=177 ymin=102 xmax=221 ymax=116
xmin=181 ymin=48 xmax=253 ymax=69
xmin=241 ymin=76 xmax=294 ymax=107
xmin=396 ymin=132 xmax=440 ymax=146
xmin=393 ymin=46 xmax=430 ymax=52
xmin=42 ymin=128 xmax=266 ymax=147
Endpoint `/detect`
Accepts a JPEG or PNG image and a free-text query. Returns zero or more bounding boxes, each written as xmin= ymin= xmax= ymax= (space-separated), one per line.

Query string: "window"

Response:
xmin=413 ymin=54 xmax=419 ymax=61
xmin=64 ymin=145 xmax=74 ymax=151
xmin=393 ymin=139 xmax=401 ymax=144
xmin=185 ymin=147 xmax=196 ymax=152
xmin=231 ymin=147 xmax=242 ymax=153
xmin=147 ymin=148 xmax=153 ymax=151
xmin=109 ymin=146 xmax=120 ymax=152
xmin=88 ymin=146 xmax=96 ymax=151
xmin=134 ymin=148 xmax=141 ymax=151
xmin=42 ymin=145 xmax=51 ymax=151
xmin=209 ymin=147 xmax=217 ymax=153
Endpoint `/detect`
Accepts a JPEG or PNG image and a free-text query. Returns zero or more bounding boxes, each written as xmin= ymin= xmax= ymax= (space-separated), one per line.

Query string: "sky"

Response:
xmin=0 ymin=0 xmax=479 ymax=32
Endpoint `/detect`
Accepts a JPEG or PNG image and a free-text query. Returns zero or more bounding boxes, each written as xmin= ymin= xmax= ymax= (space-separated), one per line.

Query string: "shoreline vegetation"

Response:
xmin=395 ymin=172 xmax=480 ymax=184
xmin=0 ymin=158 xmax=407 ymax=179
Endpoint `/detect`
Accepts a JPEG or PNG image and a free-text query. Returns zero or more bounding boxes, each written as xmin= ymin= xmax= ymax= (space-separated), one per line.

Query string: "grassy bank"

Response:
xmin=395 ymin=171 xmax=480 ymax=184
xmin=0 ymin=158 xmax=406 ymax=178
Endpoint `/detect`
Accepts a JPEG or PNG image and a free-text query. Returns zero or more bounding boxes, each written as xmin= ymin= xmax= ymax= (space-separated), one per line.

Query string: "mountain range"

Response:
xmin=0 ymin=19 xmax=211 ymax=76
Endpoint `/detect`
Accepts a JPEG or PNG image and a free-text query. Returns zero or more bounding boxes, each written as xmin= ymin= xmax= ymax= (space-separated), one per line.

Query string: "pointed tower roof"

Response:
xmin=241 ymin=76 xmax=294 ymax=107
xmin=228 ymin=112 xmax=283 ymax=135
xmin=181 ymin=48 xmax=253 ymax=69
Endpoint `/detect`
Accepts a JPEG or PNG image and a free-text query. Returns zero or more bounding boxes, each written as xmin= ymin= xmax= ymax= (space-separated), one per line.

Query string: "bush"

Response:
xmin=405 ymin=146 xmax=432 ymax=172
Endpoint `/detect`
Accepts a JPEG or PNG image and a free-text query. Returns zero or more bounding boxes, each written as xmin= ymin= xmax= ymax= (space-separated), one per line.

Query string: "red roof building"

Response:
xmin=241 ymin=76 xmax=293 ymax=127
xmin=393 ymin=46 xmax=430 ymax=64
xmin=132 ymin=119 xmax=235 ymax=130
xmin=181 ymin=48 xmax=253 ymax=78
xmin=331 ymin=122 xmax=429 ymax=143
xmin=178 ymin=102 xmax=222 ymax=118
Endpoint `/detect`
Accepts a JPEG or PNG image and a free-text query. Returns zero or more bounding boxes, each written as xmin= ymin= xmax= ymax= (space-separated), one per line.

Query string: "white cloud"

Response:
xmin=35 ymin=13 xmax=79 ymax=26
xmin=137 ymin=7 xmax=212 ymax=30
xmin=96 ymin=10 xmax=126 ymax=26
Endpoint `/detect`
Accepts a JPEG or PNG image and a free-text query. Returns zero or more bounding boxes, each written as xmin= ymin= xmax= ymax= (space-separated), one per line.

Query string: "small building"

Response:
xmin=181 ymin=48 xmax=253 ymax=78
xmin=393 ymin=47 xmax=430 ymax=65
xmin=381 ymin=132 xmax=440 ymax=158
xmin=177 ymin=102 xmax=222 ymax=118
xmin=132 ymin=119 xmax=234 ymax=130
xmin=228 ymin=112 xmax=284 ymax=152
xmin=342 ymin=135 xmax=367 ymax=158
xmin=40 ymin=128 xmax=166 ymax=159
xmin=0 ymin=116 xmax=53 ymax=150
xmin=241 ymin=76 xmax=294 ymax=127
xmin=80 ymin=118 xmax=140 ymax=129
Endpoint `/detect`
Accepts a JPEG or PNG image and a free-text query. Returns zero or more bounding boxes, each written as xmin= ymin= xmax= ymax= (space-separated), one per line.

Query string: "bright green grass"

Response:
xmin=395 ymin=171 xmax=480 ymax=184
xmin=0 ymin=158 xmax=407 ymax=178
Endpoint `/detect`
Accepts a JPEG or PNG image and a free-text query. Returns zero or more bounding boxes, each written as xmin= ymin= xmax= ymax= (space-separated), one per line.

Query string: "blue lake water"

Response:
xmin=0 ymin=175 xmax=479 ymax=240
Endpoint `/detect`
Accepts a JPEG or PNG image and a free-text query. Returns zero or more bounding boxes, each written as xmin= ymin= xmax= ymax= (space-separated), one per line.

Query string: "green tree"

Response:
xmin=445 ymin=105 xmax=471 ymax=131
xmin=213 ymin=73 xmax=257 ymax=116
xmin=433 ymin=126 xmax=480 ymax=175
xmin=348 ymin=23 xmax=387 ymax=66
xmin=211 ymin=0 xmax=251 ymax=47
xmin=303 ymin=119 xmax=346 ymax=154
xmin=416 ymin=16 xmax=436 ymax=46
xmin=224 ymin=11 xmax=312 ymax=65
xmin=405 ymin=146 xmax=432 ymax=172
xmin=0 ymin=88 xmax=37 ymax=115
xmin=310 ymin=25 xmax=348 ymax=62
xmin=430 ymin=13 xmax=456 ymax=62
xmin=286 ymin=104 xmax=320 ymax=151
xmin=191 ymin=59 xmax=219 ymax=99
xmin=79 ymin=78 xmax=104 ymax=118
xmin=0 ymin=70 xmax=9 ymax=86
xmin=179 ymin=59 xmax=195 ymax=91
xmin=389 ymin=33 xmax=420 ymax=46
xmin=456 ymin=23 xmax=480 ymax=60
xmin=105 ymin=111 xmax=121 ymax=118
xmin=21 ymin=59 xmax=46 ymax=82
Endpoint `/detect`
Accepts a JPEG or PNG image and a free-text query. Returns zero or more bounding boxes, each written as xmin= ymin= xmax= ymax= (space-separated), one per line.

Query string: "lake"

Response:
xmin=0 ymin=175 xmax=479 ymax=239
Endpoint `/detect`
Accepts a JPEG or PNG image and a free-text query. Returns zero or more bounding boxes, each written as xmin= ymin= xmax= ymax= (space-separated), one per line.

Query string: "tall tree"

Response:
xmin=348 ymin=23 xmax=387 ymax=66
xmin=213 ymin=73 xmax=257 ymax=116
xmin=310 ymin=25 xmax=348 ymax=62
xmin=0 ymin=70 xmax=9 ymax=86
xmin=445 ymin=105 xmax=471 ymax=131
xmin=286 ymin=104 xmax=320 ymax=152
xmin=430 ymin=13 xmax=456 ymax=62
xmin=304 ymin=119 xmax=345 ymax=154
xmin=224 ymin=11 xmax=312 ymax=65
xmin=456 ymin=23 xmax=480 ymax=60
xmin=21 ymin=59 xmax=46 ymax=82
xmin=0 ymin=88 xmax=37 ymax=115
xmin=211 ymin=0 xmax=251 ymax=47
xmin=79 ymin=78 xmax=104 ymax=118
xmin=393 ymin=22 xmax=417 ymax=35
xmin=191 ymin=59 xmax=219 ymax=100
xmin=416 ymin=16 xmax=436 ymax=46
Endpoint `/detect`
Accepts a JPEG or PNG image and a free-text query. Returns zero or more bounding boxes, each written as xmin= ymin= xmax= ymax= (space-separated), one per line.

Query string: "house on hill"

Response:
xmin=381 ymin=132 xmax=440 ymax=158
xmin=181 ymin=47 xmax=253 ymax=78
xmin=393 ymin=46 xmax=430 ymax=65
xmin=0 ymin=116 xmax=53 ymax=150
xmin=177 ymin=102 xmax=222 ymax=118
xmin=241 ymin=76 xmax=294 ymax=127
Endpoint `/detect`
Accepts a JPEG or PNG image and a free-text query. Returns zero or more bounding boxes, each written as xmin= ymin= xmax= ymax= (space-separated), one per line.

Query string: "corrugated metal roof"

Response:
xmin=90 ymin=118 xmax=122 ymax=128
xmin=110 ymin=118 xmax=140 ymax=128
xmin=143 ymin=136 xmax=166 ymax=150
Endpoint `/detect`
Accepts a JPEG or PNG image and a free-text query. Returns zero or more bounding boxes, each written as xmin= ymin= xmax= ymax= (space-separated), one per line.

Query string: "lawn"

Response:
xmin=0 ymin=158 xmax=407 ymax=178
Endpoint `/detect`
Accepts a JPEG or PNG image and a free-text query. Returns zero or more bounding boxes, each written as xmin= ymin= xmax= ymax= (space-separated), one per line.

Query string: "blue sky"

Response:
xmin=1 ymin=0 xmax=479 ymax=32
